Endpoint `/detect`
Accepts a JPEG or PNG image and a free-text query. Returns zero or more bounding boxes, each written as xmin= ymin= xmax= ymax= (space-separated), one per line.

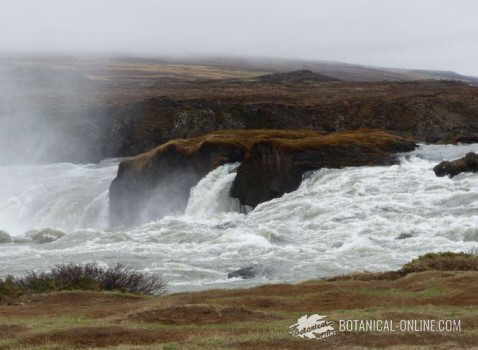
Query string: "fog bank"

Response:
xmin=1 ymin=0 xmax=478 ymax=75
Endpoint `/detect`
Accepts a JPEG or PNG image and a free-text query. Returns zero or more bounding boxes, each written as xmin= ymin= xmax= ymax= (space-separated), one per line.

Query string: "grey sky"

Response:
xmin=2 ymin=0 xmax=478 ymax=75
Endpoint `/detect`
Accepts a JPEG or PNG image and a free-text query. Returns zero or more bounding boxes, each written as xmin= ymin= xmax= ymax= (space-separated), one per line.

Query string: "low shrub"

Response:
xmin=0 ymin=263 xmax=166 ymax=300
xmin=0 ymin=276 xmax=24 ymax=301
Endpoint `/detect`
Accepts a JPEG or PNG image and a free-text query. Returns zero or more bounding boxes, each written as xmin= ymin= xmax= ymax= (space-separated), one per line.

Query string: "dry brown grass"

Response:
xmin=128 ymin=304 xmax=279 ymax=325
xmin=0 ymin=271 xmax=476 ymax=349
xmin=20 ymin=326 xmax=182 ymax=348
xmin=0 ymin=325 xmax=28 ymax=338
xmin=402 ymin=252 xmax=478 ymax=274
xmin=1 ymin=254 xmax=478 ymax=349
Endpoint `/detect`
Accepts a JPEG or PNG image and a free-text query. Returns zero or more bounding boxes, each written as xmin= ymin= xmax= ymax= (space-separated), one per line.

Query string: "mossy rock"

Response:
xmin=27 ymin=229 xmax=66 ymax=244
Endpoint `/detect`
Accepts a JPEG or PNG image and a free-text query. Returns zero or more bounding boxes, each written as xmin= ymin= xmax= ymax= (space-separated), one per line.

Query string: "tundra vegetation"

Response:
xmin=0 ymin=252 xmax=477 ymax=349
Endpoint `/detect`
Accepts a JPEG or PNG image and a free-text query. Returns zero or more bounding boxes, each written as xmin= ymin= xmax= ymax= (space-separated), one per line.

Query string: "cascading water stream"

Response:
xmin=185 ymin=162 xmax=241 ymax=217
xmin=0 ymin=144 xmax=477 ymax=291
xmin=0 ymin=159 xmax=118 ymax=235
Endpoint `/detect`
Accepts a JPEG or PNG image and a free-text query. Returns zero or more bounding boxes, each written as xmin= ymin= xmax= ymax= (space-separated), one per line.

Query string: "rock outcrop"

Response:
xmin=433 ymin=152 xmax=478 ymax=178
xmin=103 ymin=81 xmax=478 ymax=159
xmin=109 ymin=129 xmax=416 ymax=227
xmin=4 ymin=57 xmax=478 ymax=165
xmin=26 ymin=229 xmax=66 ymax=244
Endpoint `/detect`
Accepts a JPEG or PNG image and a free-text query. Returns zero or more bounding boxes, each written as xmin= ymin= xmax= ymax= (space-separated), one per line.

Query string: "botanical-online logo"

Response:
xmin=289 ymin=314 xmax=337 ymax=340
xmin=290 ymin=314 xmax=462 ymax=341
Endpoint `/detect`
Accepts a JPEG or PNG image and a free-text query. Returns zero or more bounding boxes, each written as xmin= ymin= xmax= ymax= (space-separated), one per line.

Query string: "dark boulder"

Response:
xmin=227 ymin=266 xmax=258 ymax=279
xmin=396 ymin=233 xmax=413 ymax=240
xmin=433 ymin=152 xmax=478 ymax=178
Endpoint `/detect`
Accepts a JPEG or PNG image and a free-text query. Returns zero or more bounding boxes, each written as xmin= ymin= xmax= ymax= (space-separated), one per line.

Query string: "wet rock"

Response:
xmin=109 ymin=129 xmax=416 ymax=227
xmin=0 ymin=230 xmax=12 ymax=243
xmin=213 ymin=222 xmax=237 ymax=230
xmin=27 ymin=229 xmax=66 ymax=244
xmin=228 ymin=266 xmax=259 ymax=279
xmin=229 ymin=131 xmax=416 ymax=207
xmin=396 ymin=233 xmax=413 ymax=240
xmin=433 ymin=152 xmax=478 ymax=178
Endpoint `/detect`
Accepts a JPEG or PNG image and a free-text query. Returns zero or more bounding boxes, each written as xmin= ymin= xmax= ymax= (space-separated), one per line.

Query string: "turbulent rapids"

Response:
xmin=1 ymin=144 xmax=478 ymax=291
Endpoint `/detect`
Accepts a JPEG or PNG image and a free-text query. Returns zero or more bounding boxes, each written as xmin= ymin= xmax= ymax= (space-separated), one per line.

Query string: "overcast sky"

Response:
xmin=2 ymin=0 xmax=478 ymax=75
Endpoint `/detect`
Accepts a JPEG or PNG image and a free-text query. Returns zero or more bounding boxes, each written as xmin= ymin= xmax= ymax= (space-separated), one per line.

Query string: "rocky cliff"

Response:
xmin=3 ymin=59 xmax=477 ymax=164
xmin=109 ymin=129 xmax=416 ymax=227
xmin=103 ymin=80 xmax=478 ymax=159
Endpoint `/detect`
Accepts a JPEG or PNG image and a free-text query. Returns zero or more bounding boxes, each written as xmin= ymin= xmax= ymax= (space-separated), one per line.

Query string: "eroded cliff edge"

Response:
xmin=109 ymin=129 xmax=416 ymax=227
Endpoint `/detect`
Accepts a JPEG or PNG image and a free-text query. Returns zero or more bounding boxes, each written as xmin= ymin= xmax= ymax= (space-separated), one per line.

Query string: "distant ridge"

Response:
xmin=137 ymin=55 xmax=478 ymax=84
xmin=2 ymin=54 xmax=477 ymax=84
xmin=256 ymin=70 xmax=340 ymax=83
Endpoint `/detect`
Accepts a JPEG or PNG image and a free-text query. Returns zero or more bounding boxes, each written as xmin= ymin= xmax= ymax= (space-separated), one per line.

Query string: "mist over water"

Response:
xmin=0 ymin=61 xmax=107 ymax=165
xmin=0 ymin=160 xmax=116 ymax=234
xmin=0 ymin=144 xmax=477 ymax=291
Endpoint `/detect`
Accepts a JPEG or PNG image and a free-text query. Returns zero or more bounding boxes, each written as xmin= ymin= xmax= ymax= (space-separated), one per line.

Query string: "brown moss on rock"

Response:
xmin=109 ymin=129 xmax=416 ymax=227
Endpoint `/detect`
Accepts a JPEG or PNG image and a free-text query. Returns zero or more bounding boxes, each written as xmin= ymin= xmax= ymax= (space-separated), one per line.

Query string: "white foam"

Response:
xmin=1 ymin=144 xmax=478 ymax=291
xmin=185 ymin=162 xmax=241 ymax=217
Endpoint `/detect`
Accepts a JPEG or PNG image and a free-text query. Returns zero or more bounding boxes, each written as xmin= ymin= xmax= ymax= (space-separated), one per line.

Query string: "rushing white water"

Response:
xmin=185 ymin=162 xmax=241 ymax=216
xmin=0 ymin=159 xmax=117 ymax=234
xmin=1 ymin=144 xmax=478 ymax=292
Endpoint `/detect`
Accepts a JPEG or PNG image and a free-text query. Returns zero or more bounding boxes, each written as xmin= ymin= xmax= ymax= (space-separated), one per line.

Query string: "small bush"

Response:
xmin=0 ymin=276 xmax=24 ymax=301
xmin=0 ymin=263 xmax=166 ymax=300
xmin=16 ymin=263 xmax=103 ymax=293
xmin=99 ymin=264 xmax=166 ymax=295
xmin=400 ymin=252 xmax=478 ymax=274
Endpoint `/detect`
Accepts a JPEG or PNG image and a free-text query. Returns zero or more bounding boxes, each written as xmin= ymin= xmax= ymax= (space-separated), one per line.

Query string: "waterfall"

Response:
xmin=0 ymin=160 xmax=117 ymax=235
xmin=1 ymin=145 xmax=478 ymax=292
xmin=185 ymin=163 xmax=241 ymax=217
